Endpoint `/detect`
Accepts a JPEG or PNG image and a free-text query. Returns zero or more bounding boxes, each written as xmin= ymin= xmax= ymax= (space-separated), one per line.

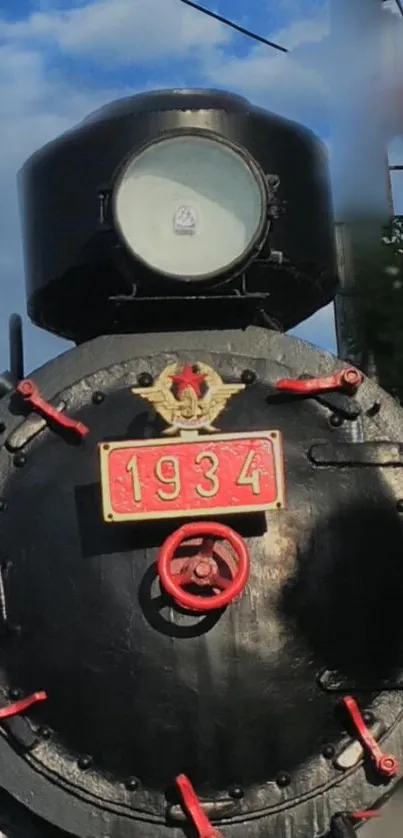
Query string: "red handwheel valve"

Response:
xmin=157 ymin=521 xmax=250 ymax=612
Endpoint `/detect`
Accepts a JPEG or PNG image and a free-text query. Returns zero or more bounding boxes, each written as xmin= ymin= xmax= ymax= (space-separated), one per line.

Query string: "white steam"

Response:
xmin=328 ymin=0 xmax=403 ymax=222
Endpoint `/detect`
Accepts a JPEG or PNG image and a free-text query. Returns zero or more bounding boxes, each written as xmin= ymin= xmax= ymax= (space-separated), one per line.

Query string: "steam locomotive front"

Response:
xmin=0 ymin=90 xmax=402 ymax=838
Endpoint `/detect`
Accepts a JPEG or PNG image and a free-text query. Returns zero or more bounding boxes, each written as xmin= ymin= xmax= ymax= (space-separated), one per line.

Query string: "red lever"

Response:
xmin=350 ymin=812 xmax=381 ymax=820
xmin=0 ymin=691 xmax=47 ymax=719
xmin=175 ymin=775 xmax=223 ymax=838
xmin=342 ymin=696 xmax=399 ymax=778
xmin=16 ymin=380 xmax=89 ymax=439
xmin=275 ymin=368 xmax=363 ymax=396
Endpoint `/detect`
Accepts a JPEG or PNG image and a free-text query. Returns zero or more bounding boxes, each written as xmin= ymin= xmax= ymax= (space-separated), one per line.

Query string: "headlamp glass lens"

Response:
xmin=114 ymin=134 xmax=266 ymax=280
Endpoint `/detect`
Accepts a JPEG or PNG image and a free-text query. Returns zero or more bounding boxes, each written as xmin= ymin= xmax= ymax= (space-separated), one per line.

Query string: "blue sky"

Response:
xmin=0 ymin=0 xmax=402 ymax=372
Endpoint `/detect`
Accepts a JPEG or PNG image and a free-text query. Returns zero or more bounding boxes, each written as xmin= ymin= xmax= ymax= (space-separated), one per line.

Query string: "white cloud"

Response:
xmin=383 ymin=0 xmax=403 ymax=16
xmin=0 ymin=5 xmax=229 ymax=372
xmin=0 ymin=0 xmax=230 ymax=64
xmin=0 ymin=37 xmax=130 ymax=371
xmin=0 ymin=0 xmax=229 ymax=371
xmin=204 ymin=1 xmax=403 ymax=137
xmin=203 ymin=14 xmax=328 ymax=126
xmin=0 ymin=0 xmax=367 ymax=370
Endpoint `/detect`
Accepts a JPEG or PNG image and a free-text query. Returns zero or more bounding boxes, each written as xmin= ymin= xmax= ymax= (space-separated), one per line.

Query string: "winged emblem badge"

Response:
xmin=132 ymin=362 xmax=245 ymax=435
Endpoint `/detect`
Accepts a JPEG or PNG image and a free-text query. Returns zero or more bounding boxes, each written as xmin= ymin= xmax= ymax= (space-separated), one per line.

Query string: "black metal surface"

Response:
xmin=314 ymin=391 xmax=361 ymax=420
xmin=309 ymin=441 xmax=403 ymax=466
xmin=330 ymin=814 xmax=355 ymax=838
xmin=0 ymin=328 xmax=402 ymax=838
xmin=8 ymin=315 xmax=24 ymax=384
xmin=0 ymin=375 xmax=13 ymax=401
xmin=4 ymin=401 xmax=66 ymax=453
xmin=19 ymin=89 xmax=336 ymax=341
xmin=1 ymin=716 xmax=39 ymax=752
xmin=284 ymin=373 xmax=362 ymax=420
xmin=3 ymin=371 xmax=359 ymax=786
xmin=319 ymin=670 xmax=403 ymax=692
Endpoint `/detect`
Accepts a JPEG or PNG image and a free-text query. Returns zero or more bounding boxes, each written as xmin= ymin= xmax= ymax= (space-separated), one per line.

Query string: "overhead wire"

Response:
xmin=177 ymin=0 xmax=289 ymax=53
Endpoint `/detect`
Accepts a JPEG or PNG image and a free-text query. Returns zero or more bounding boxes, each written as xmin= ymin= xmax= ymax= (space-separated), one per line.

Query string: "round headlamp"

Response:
xmin=112 ymin=131 xmax=268 ymax=282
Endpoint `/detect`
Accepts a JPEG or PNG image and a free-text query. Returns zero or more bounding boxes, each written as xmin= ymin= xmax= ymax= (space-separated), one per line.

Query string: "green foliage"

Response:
xmin=355 ymin=215 xmax=403 ymax=399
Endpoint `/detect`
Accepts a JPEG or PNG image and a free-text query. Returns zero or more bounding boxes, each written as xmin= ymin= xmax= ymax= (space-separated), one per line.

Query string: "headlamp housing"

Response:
xmin=112 ymin=130 xmax=269 ymax=284
xmin=19 ymin=88 xmax=337 ymax=342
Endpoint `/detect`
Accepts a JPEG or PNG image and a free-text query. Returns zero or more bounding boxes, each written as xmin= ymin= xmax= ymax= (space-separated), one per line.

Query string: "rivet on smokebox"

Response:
xmin=78 ymin=755 xmax=93 ymax=770
xmin=276 ymin=771 xmax=291 ymax=788
xmin=241 ymin=369 xmax=257 ymax=386
xmin=137 ymin=372 xmax=154 ymax=387
xmin=9 ymin=687 xmax=23 ymax=700
xmin=13 ymin=453 xmax=27 ymax=468
xmin=228 ymin=784 xmax=244 ymax=799
xmin=125 ymin=777 xmax=140 ymax=791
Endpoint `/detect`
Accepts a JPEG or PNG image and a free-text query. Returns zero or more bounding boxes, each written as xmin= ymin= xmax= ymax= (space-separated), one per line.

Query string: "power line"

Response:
xmin=177 ymin=0 xmax=289 ymax=53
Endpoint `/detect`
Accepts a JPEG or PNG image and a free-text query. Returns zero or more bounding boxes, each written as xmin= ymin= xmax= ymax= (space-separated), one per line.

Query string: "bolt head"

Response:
xmin=241 ymin=369 xmax=257 ymax=386
xmin=194 ymin=560 xmax=212 ymax=579
xmin=228 ymin=784 xmax=244 ymax=800
xmin=9 ymin=687 xmax=23 ymax=700
xmin=125 ymin=777 xmax=140 ymax=791
xmin=276 ymin=771 xmax=291 ymax=788
xmin=137 ymin=372 xmax=153 ymax=387
xmin=78 ymin=755 xmax=93 ymax=770
xmin=13 ymin=453 xmax=27 ymax=467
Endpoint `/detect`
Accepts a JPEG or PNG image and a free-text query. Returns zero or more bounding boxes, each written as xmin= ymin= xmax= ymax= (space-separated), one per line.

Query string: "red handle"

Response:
xmin=350 ymin=812 xmax=381 ymax=820
xmin=17 ymin=380 xmax=88 ymax=438
xmin=342 ymin=696 xmax=399 ymax=778
xmin=0 ymin=691 xmax=47 ymax=719
xmin=276 ymin=368 xmax=362 ymax=396
xmin=157 ymin=522 xmax=250 ymax=612
xmin=175 ymin=775 xmax=222 ymax=838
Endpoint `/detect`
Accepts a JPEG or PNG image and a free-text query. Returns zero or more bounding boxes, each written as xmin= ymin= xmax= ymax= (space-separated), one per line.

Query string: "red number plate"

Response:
xmin=99 ymin=431 xmax=285 ymax=522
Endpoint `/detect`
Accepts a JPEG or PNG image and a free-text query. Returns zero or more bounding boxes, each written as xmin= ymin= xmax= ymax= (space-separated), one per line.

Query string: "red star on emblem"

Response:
xmin=171 ymin=363 xmax=207 ymax=398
